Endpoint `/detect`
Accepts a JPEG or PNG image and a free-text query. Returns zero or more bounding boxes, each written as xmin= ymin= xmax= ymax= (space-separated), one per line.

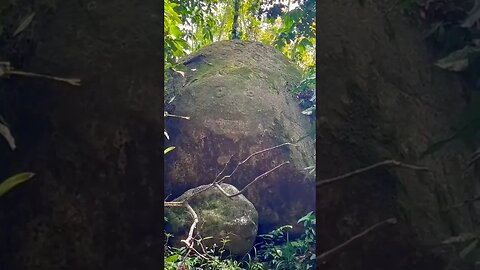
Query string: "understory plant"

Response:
xmin=255 ymin=211 xmax=316 ymax=270
xmin=163 ymin=211 xmax=316 ymax=270
xmin=1 ymin=118 xmax=34 ymax=198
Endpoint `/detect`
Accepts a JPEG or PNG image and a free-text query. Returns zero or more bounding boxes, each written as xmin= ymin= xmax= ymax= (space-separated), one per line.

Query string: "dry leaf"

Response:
xmin=13 ymin=12 xmax=35 ymax=37
xmin=435 ymin=46 xmax=480 ymax=72
xmin=0 ymin=120 xmax=15 ymax=150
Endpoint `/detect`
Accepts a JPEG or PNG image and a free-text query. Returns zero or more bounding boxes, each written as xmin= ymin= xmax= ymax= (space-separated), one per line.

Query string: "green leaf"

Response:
xmin=0 ymin=172 xmax=34 ymax=198
xmin=164 ymin=146 xmax=175 ymax=155
xmin=165 ymin=254 xmax=180 ymax=263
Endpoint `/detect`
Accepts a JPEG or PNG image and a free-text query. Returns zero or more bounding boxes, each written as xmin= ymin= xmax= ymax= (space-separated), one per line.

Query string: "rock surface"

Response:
xmin=316 ymin=1 xmax=480 ymax=269
xmin=0 ymin=1 xmax=162 ymax=269
xmin=165 ymin=183 xmax=258 ymax=256
xmin=164 ymin=40 xmax=316 ymax=235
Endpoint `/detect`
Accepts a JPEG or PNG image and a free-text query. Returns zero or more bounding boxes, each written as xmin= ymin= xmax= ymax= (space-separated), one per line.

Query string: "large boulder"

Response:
xmin=164 ymin=40 xmax=316 ymax=235
xmin=165 ymin=183 xmax=258 ymax=256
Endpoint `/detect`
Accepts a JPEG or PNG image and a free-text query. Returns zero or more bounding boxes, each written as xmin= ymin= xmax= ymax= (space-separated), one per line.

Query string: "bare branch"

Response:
xmin=441 ymin=233 xmax=478 ymax=245
xmin=164 ymin=111 xmax=191 ymax=120
xmin=317 ymin=218 xmax=397 ymax=263
xmin=164 ymin=201 xmax=184 ymax=207
xmin=181 ymin=203 xmax=199 ymax=249
xmin=224 ymin=161 xmax=290 ymax=198
xmin=443 ymin=194 xmax=480 ymax=211
xmin=217 ymin=143 xmax=296 ymax=184
xmin=1 ymin=62 xmax=81 ymax=86
xmin=317 ymin=160 xmax=429 ymax=187
xmin=7 ymin=70 xmax=81 ymax=86
xmin=213 ymin=155 xmax=233 ymax=182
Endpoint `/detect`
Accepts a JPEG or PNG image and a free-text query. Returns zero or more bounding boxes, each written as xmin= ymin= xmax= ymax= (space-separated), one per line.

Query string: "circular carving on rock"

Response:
xmin=246 ymin=90 xmax=254 ymax=97
xmin=215 ymin=87 xmax=226 ymax=98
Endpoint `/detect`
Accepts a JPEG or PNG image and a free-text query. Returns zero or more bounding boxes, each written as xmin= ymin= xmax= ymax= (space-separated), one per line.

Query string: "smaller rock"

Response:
xmin=165 ymin=183 xmax=258 ymax=256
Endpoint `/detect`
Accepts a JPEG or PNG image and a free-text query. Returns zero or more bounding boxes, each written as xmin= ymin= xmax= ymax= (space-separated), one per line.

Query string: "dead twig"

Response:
xmin=164 ymin=111 xmax=191 ymax=120
xmin=443 ymin=194 xmax=480 ymax=211
xmin=213 ymin=155 xmax=233 ymax=182
xmin=164 ymin=201 xmax=184 ymax=207
xmin=317 ymin=160 xmax=429 ymax=187
xmin=317 ymin=218 xmax=398 ymax=263
xmin=216 ymin=161 xmax=290 ymax=198
xmin=0 ymin=61 xmax=81 ymax=86
xmin=216 ymin=142 xmax=296 ymax=184
xmin=181 ymin=203 xmax=199 ymax=249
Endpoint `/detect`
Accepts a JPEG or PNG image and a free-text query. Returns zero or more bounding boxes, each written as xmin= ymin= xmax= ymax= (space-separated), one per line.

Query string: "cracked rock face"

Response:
xmin=165 ymin=183 xmax=258 ymax=256
xmin=164 ymin=40 xmax=316 ymax=235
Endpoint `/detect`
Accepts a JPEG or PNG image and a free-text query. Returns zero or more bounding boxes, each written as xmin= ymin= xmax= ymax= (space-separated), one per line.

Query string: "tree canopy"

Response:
xmin=164 ymin=0 xmax=316 ymax=71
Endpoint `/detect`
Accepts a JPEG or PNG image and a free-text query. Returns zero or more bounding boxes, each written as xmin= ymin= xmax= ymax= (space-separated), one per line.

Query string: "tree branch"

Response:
xmin=181 ymin=202 xmax=199 ymax=249
xmin=317 ymin=160 xmax=429 ymax=187
xmin=218 ymin=161 xmax=290 ymax=198
xmin=1 ymin=61 xmax=81 ymax=86
xmin=217 ymin=142 xmax=296 ymax=184
xmin=317 ymin=218 xmax=397 ymax=263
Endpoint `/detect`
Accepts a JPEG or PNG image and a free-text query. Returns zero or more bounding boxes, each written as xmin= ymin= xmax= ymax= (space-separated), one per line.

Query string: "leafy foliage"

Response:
xmin=0 ymin=172 xmax=34 ymax=198
xmin=407 ymin=1 xmax=480 ymax=156
xmin=164 ymin=212 xmax=316 ymax=269
xmin=164 ymin=0 xmax=190 ymax=69
xmin=163 ymin=0 xmax=316 ymax=70
xmin=0 ymin=116 xmax=33 ymax=198
xmin=255 ymin=211 xmax=315 ymax=270
xmin=420 ymin=1 xmax=480 ymax=85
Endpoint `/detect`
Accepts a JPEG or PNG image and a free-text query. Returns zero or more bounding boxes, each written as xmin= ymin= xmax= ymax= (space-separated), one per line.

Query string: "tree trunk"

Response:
xmin=231 ymin=0 xmax=241 ymax=39
xmin=317 ymin=1 xmax=477 ymax=269
xmin=0 ymin=1 xmax=162 ymax=270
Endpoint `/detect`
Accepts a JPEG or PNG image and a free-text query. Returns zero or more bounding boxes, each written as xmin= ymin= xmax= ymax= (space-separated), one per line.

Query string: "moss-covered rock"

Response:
xmin=165 ymin=183 xmax=258 ymax=256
